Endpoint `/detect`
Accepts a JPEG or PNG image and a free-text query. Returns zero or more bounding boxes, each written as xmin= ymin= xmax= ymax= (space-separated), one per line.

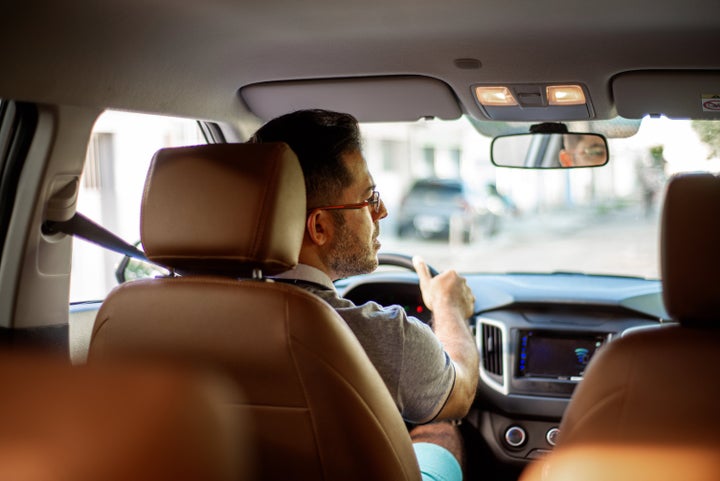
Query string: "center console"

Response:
xmin=512 ymin=329 xmax=609 ymax=397
xmin=474 ymin=315 xmax=613 ymax=462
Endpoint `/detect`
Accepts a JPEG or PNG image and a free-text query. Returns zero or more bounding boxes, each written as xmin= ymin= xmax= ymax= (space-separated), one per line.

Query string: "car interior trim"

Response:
xmin=476 ymin=316 xmax=511 ymax=395
xmin=240 ymin=75 xmax=463 ymax=123
xmin=613 ymin=70 xmax=720 ymax=119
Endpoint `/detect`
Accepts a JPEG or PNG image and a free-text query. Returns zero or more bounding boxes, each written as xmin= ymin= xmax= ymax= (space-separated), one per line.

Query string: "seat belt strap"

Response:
xmin=42 ymin=212 xmax=148 ymax=262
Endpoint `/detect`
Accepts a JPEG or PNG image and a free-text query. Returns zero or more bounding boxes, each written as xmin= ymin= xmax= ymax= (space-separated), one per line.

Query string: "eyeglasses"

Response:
xmin=574 ymin=147 xmax=607 ymax=158
xmin=309 ymin=190 xmax=381 ymax=213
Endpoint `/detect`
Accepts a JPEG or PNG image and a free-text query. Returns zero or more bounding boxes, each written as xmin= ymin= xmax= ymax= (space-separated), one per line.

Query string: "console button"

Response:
xmin=504 ymin=426 xmax=527 ymax=448
xmin=546 ymin=427 xmax=560 ymax=446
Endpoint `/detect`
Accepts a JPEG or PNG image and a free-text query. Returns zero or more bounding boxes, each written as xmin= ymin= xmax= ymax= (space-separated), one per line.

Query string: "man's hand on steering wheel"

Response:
xmin=413 ymin=256 xmax=475 ymax=320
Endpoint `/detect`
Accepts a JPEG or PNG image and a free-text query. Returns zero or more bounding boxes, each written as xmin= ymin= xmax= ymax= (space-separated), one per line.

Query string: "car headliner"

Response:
xmin=2 ymin=0 xmax=720 ymax=126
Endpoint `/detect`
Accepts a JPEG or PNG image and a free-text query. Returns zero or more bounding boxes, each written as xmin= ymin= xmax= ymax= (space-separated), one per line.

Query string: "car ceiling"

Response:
xmin=2 ymin=0 xmax=720 ymax=125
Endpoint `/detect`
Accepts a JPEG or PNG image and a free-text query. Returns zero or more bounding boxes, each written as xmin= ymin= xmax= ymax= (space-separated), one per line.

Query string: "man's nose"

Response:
xmin=374 ymin=198 xmax=388 ymax=220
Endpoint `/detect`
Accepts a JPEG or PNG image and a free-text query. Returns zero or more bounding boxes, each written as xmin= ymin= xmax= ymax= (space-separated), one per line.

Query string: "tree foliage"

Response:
xmin=691 ymin=121 xmax=720 ymax=159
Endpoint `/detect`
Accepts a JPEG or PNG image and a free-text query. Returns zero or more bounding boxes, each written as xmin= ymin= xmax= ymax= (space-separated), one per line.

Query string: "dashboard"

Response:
xmin=337 ymin=270 xmax=671 ymax=466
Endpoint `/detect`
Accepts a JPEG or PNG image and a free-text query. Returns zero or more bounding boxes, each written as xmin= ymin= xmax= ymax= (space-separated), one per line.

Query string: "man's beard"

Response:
xmin=326 ymin=213 xmax=379 ymax=279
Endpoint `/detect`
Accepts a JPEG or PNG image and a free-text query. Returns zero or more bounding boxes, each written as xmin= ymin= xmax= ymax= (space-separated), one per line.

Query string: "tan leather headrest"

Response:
xmin=661 ymin=172 xmax=720 ymax=327
xmin=141 ymin=142 xmax=305 ymax=277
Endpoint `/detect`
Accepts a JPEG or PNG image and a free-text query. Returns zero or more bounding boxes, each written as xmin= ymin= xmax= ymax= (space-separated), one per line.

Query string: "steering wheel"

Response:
xmin=377 ymin=253 xmax=439 ymax=277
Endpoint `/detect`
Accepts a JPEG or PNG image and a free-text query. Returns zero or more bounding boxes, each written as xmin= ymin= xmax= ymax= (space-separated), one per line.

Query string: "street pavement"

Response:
xmin=379 ymin=204 xmax=661 ymax=280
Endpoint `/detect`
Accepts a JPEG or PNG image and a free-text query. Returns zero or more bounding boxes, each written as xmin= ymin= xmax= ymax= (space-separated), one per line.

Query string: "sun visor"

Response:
xmin=239 ymin=76 xmax=462 ymax=122
xmin=613 ymin=71 xmax=720 ymax=119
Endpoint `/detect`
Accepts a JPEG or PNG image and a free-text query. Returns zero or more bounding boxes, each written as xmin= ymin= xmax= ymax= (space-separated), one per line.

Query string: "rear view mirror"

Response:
xmin=491 ymin=132 xmax=609 ymax=168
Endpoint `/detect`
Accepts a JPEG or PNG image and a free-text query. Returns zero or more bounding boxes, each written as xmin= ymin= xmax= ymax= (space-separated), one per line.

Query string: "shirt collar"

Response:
xmin=272 ymin=263 xmax=336 ymax=291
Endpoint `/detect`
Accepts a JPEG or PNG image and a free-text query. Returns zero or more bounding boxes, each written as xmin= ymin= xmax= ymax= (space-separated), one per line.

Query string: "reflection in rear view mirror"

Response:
xmin=491 ymin=132 xmax=609 ymax=169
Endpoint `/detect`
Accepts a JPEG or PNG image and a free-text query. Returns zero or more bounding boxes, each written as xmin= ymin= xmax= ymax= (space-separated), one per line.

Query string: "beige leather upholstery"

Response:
xmin=519 ymin=444 xmax=720 ymax=481
xmin=520 ymin=172 xmax=720 ymax=480
xmin=661 ymin=172 xmax=720 ymax=326
xmin=141 ymin=143 xmax=305 ymax=277
xmin=0 ymin=352 xmax=243 ymax=481
xmin=89 ymin=143 xmax=421 ymax=480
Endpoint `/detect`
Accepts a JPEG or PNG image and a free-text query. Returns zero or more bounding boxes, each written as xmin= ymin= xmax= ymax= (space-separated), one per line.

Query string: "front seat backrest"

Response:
xmin=88 ymin=143 xmax=421 ymax=481
xmin=519 ymin=172 xmax=720 ymax=480
xmin=0 ymin=351 xmax=244 ymax=481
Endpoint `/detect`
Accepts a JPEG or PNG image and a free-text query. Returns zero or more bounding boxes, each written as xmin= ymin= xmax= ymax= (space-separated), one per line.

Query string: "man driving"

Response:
xmin=250 ymin=109 xmax=479 ymax=481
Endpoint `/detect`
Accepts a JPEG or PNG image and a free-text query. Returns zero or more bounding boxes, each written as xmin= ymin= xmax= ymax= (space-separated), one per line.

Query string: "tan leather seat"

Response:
xmin=88 ymin=143 xmax=421 ymax=480
xmin=0 ymin=351 xmax=244 ymax=481
xmin=519 ymin=172 xmax=720 ymax=481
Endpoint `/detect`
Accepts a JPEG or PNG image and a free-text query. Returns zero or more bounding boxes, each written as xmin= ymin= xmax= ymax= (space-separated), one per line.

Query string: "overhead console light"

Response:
xmin=473 ymin=83 xmax=592 ymax=121
xmin=547 ymin=85 xmax=586 ymax=105
xmin=475 ymin=86 xmax=518 ymax=106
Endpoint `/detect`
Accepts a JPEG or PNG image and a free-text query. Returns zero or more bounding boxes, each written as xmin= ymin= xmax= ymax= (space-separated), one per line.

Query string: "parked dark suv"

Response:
xmin=396 ymin=178 xmax=490 ymax=243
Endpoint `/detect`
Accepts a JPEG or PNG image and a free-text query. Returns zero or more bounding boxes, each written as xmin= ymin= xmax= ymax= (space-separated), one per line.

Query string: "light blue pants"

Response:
xmin=413 ymin=442 xmax=463 ymax=481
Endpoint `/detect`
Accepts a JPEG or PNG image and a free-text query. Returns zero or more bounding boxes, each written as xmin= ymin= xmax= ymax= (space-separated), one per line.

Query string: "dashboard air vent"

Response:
xmin=481 ymin=323 xmax=504 ymax=377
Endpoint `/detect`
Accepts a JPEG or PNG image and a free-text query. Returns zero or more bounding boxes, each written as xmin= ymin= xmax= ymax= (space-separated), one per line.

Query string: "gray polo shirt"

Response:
xmin=274 ymin=264 xmax=455 ymax=424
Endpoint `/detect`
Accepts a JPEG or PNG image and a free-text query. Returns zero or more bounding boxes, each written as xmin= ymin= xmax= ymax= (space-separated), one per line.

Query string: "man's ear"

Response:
xmin=559 ymin=150 xmax=574 ymax=167
xmin=306 ymin=209 xmax=332 ymax=246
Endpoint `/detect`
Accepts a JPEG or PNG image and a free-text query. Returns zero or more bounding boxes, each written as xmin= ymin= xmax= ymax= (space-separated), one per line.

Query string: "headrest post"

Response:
xmin=252 ymin=268 xmax=263 ymax=280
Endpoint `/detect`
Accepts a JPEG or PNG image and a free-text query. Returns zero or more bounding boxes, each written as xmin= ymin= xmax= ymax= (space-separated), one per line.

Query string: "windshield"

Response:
xmin=360 ymin=116 xmax=720 ymax=280
xmin=72 ymin=112 xmax=719 ymax=302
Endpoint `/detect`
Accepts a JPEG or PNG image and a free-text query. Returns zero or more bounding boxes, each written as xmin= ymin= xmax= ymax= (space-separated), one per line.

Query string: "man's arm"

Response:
xmin=413 ymin=256 xmax=479 ymax=420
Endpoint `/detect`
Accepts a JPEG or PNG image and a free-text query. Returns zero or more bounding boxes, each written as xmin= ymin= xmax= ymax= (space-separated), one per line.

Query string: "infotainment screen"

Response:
xmin=517 ymin=330 xmax=606 ymax=380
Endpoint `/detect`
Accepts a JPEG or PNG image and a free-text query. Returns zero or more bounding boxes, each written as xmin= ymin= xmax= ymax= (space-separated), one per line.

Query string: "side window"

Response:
xmin=70 ymin=111 xmax=204 ymax=303
xmin=0 ymin=100 xmax=38 ymax=260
